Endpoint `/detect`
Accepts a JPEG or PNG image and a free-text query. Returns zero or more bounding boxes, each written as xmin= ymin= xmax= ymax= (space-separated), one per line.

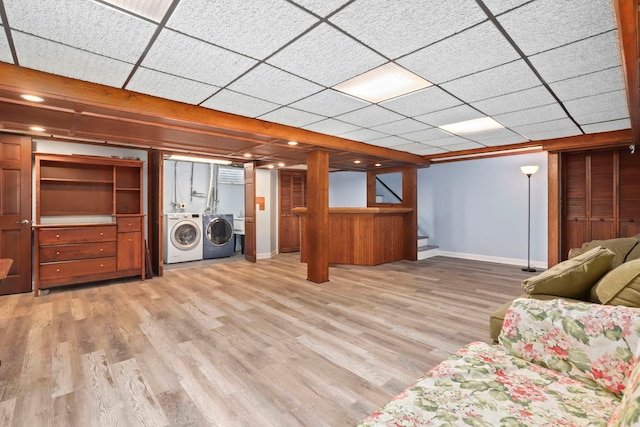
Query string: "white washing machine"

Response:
xmin=164 ymin=213 xmax=203 ymax=264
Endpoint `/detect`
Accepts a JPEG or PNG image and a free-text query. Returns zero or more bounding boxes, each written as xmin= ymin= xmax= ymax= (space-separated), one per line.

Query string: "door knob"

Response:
xmin=15 ymin=219 xmax=30 ymax=225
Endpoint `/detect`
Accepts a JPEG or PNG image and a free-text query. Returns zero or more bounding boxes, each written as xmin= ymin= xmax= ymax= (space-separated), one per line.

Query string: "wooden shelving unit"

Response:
xmin=33 ymin=154 xmax=145 ymax=295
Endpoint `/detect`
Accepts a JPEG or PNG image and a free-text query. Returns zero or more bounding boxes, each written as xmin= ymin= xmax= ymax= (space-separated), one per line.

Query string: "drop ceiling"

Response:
xmin=0 ymin=0 xmax=634 ymax=168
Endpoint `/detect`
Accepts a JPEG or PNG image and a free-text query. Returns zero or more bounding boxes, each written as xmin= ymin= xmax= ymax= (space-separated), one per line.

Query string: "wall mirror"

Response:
xmin=374 ymin=171 xmax=403 ymax=204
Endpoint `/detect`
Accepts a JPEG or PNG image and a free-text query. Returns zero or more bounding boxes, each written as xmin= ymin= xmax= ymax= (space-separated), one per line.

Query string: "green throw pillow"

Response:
xmin=583 ymin=237 xmax=638 ymax=268
xmin=522 ymin=246 xmax=615 ymax=298
xmin=625 ymin=236 xmax=640 ymax=262
xmin=595 ymin=259 xmax=640 ymax=307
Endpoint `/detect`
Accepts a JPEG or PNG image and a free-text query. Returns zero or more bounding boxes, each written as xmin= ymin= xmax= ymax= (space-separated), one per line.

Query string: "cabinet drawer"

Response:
xmin=40 ymin=242 xmax=117 ymax=262
xmin=117 ymin=217 xmax=141 ymax=232
xmin=40 ymin=258 xmax=116 ymax=280
xmin=39 ymin=226 xmax=116 ymax=244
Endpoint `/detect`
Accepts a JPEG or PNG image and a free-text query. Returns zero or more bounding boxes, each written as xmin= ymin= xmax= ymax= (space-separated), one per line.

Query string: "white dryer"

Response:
xmin=164 ymin=213 xmax=203 ymax=264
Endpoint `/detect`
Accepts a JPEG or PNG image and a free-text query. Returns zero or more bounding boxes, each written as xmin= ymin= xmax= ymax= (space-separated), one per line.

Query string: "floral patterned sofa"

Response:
xmin=359 ymin=298 xmax=640 ymax=426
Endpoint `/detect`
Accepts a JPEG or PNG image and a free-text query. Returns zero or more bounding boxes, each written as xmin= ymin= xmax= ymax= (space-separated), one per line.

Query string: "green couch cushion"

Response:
xmin=582 ymin=237 xmax=638 ymax=268
xmin=522 ymin=246 xmax=615 ymax=298
xmin=595 ymin=259 xmax=640 ymax=307
xmin=625 ymin=234 xmax=640 ymax=262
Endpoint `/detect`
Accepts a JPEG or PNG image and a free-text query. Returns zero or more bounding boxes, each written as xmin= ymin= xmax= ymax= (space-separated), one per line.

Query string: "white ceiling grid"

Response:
xmin=0 ymin=0 xmax=631 ymax=157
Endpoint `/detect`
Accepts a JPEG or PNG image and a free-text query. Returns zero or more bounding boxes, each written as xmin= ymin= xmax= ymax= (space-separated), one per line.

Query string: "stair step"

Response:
xmin=417 ymin=244 xmax=439 ymax=261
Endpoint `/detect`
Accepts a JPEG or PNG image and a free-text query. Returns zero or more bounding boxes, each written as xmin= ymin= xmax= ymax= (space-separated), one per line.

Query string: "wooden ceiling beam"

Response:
xmin=615 ymin=0 xmax=640 ymax=144
xmin=0 ymin=63 xmax=429 ymax=166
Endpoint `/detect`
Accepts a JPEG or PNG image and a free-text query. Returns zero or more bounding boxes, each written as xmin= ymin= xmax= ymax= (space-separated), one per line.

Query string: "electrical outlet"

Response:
xmin=179 ymin=203 xmax=186 ymax=209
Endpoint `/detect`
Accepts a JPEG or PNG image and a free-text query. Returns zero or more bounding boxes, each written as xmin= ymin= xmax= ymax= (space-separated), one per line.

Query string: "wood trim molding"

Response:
xmin=615 ymin=0 xmax=640 ymax=145
xmin=542 ymin=129 xmax=633 ymax=152
xmin=547 ymin=152 xmax=561 ymax=267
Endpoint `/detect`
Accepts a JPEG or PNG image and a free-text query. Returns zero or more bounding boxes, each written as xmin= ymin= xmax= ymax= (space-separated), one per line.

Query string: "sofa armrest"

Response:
xmin=499 ymin=298 xmax=640 ymax=396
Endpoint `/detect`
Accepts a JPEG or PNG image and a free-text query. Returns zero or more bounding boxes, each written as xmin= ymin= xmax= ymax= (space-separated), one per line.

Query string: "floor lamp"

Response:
xmin=520 ymin=165 xmax=539 ymax=272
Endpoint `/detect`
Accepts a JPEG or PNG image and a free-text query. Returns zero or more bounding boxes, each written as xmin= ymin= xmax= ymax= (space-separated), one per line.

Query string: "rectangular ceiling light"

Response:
xmin=102 ymin=0 xmax=173 ymax=22
xmin=166 ymin=155 xmax=232 ymax=165
xmin=439 ymin=117 xmax=504 ymax=135
xmin=333 ymin=62 xmax=432 ymax=103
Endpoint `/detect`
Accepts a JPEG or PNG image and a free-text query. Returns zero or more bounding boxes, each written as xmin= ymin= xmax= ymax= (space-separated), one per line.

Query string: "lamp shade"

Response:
xmin=520 ymin=165 xmax=539 ymax=175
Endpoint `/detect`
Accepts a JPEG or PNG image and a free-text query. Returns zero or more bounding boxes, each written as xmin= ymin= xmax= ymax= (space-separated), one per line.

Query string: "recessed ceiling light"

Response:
xmin=30 ymin=126 xmax=46 ymax=132
xmin=21 ymin=94 xmax=44 ymax=102
xmin=354 ymin=160 xmax=361 ymax=164
xmin=375 ymin=163 xmax=382 ymax=167
xmin=267 ymin=165 xmax=275 ymax=169
xmin=287 ymin=141 xmax=298 ymax=146
xmin=333 ymin=62 xmax=432 ymax=103
xmin=278 ymin=162 xmax=285 ymax=167
xmin=243 ymin=153 xmax=252 ymax=158
xmin=439 ymin=117 xmax=504 ymax=135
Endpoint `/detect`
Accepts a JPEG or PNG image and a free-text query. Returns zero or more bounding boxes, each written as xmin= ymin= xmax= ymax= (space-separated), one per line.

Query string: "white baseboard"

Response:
xmin=431 ymin=250 xmax=548 ymax=270
xmin=257 ymin=249 xmax=279 ymax=260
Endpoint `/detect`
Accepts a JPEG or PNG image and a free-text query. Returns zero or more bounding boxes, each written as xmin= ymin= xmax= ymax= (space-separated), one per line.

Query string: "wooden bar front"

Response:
xmin=294 ymin=207 xmax=412 ymax=266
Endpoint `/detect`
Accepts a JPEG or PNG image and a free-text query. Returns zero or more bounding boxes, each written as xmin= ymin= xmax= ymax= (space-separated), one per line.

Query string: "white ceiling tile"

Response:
xmin=126 ymin=67 xmax=219 ymax=104
xmin=289 ymin=89 xmax=370 ymax=117
xmin=440 ymin=142 xmax=486 ymax=151
xmin=4 ymin=0 xmax=156 ymax=63
xmin=227 ymin=64 xmax=324 ymax=105
xmin=388 ymin=142 xmax=435 ymax=153
xmin=167 ymin=0 xmax=318 ymax=60
xmin=482 ymin=0 xmax=530 ymax=16
xmin=102 ymin=0 xmax=173 ymax=22
xmin=201 ymin=89 xmax=280 ymax=118
xmin=290 ymin=0 xmax=350 ymax=17
xmin=430 ymin=136 xmax=473 ymax=147
xmin=258 ymin=107 xmax=325 ymax=128
xmin=549 ymin=67 xmax=625 ymax=102
xmin=415 ymin=105 xmax=485 ymax=127
xmin=367 ymin=136 xmax=415 ymax=147
xmin=582 ymin=119 xmax=631 ymax=134
xmin=402 ymin=128 xmax=455 ymax=143
xmin=510 ymin=118 xmax=579 ymax=135
xmin=495 ymin=103 xmax=567 ymax=127
xmin=497 ymin=0 xmax=615 ymax=55
xmin=141 ymin=29 xmax=257 ymax=87
xmin=411 ymin=146 xmax=448 ymax=155
xmin=0 ymin=25 xmax=13 ymax=63
xmin=370 ymin=119 xmax=432 ymax=135
xmin=335 ymin=105 xmax=405 ymax=128
xmin=398 ymin=22 xmax=520 ymax=84
xmin=564 ymin=90 xmax=629 ymax=125
xmin=471 ymin=86 xmax=557 ymax=116
xmin=303 ymin=119 xmax=360 ymax=135
xmin=380 ymin=86 xmax=462 ymax=117
xmin=329 ymin=0 xmax=485 ymax=59
xmin=12 ymin=32 xmax=133 ymax=87
xmin=268 ymin=23 xmax=386 ymax=87
xmin=529 ymin=31 xmax=622 ymax=83
xmin=518 ymin=126 xmax=582 ymax=141
xmin=441 ymin=60 xmax=541 ymax=102
xmin=466 ymin=128 xmax=528 ymax=145
xmin=339 ymin=128 xmax=388 ymax=142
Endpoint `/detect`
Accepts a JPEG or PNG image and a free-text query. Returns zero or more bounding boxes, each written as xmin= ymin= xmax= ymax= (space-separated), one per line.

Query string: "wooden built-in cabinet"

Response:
xmin=33 ymin=154 xmax=145 ymax=295
xmin=560 ymin=148 xmax=640 ymax=259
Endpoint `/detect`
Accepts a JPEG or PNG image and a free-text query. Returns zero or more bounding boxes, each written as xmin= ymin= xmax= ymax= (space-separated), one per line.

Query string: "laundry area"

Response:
xmin=163 ymin=156 xmax=245 ymax=267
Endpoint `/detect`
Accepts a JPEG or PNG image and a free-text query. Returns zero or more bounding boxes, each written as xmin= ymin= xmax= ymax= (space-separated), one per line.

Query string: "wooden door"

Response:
xmin=589 ymin=151 xmax=615 ymax=239
xmin=562 ymin=152 xmax=587 ymax=257
xmin=619 ymin=148 xmax=640 ymax=236
xmin=244 ymin=162 xmax=256 ymax=263
xmin=0 ymin=135 xmax=32 ymax=294
xmin=279 ymin=170 xmax=306 ymax=253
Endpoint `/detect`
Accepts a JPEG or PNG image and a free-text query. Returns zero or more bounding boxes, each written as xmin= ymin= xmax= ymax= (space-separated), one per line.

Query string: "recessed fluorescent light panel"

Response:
xmin=439 ymin=117 xmax=504 ymax=135
xmin=166 ymin=155 xmax=231 ymax=165
xmin=333 ymin=62 xmax=432 ymax=103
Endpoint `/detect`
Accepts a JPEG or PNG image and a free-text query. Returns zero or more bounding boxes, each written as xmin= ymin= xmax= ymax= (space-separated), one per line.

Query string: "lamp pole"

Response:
xmin=520 ymin=166 xmax=538 ymax=272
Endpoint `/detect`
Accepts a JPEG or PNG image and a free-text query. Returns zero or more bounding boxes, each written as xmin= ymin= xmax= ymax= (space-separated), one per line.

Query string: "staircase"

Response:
xmin=417 ymin=236 xmax=439 ymax=260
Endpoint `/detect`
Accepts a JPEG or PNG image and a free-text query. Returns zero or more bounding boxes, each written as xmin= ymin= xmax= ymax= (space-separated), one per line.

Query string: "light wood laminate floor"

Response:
xmin=0 ymin=254 xmax=531 ymax=426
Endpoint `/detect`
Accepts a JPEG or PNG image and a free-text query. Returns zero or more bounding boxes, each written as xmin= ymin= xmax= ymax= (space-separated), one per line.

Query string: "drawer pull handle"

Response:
xmin=128 ymin=238 xmax=132 ymax=242
xmin=128 ymin=223 xmax=132 ymax=226
xmin=56 ymin=234 xmax=60 ymax=238
xmin=100 ymin=248 xmax=104 ymax=252
xmin=56 ymin=268 xmax=60 ymax=272
xmin=100 ymin=264 xmax=104 ymax=268
xmin=100 ymin=232 xmax=104 ymax=236
xmin=56 ymin=251 xmax=60 ymax=255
